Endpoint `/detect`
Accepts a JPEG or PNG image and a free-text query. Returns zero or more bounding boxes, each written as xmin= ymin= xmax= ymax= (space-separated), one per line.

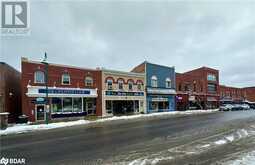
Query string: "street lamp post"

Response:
xmin=42 ymin=52 xmax=50 ymax=124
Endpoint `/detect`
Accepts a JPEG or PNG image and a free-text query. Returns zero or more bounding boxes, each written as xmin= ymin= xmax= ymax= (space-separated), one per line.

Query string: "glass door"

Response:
xmin=36 ymin=105 xmax=45 ymax=121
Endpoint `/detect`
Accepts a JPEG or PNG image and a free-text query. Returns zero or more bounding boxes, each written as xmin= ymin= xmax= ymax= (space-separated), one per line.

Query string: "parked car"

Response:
xmin=241 ymin=104 xmax=250 ymax=110
xmin=220 ymin=104 xmax=233 ymax=111
xmin=232 ymin=104 xmax=243 ymax=111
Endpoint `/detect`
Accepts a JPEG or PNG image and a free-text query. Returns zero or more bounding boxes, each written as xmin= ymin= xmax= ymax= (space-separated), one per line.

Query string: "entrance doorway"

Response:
xmin=36 ymin=105 xmax=45 ymax=121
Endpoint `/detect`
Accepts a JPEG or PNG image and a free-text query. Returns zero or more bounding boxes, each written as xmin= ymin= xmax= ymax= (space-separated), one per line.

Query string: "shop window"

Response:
xmin=85 ymin=76 xmax=93 ymax=87
xmin=63 ymin=97 xmax=72 ymax=112
xmin=128 ymin=81 xmax=133 ymax=90
xmin=107 ymin=79 xmax=113 ymax=90
xmin=165 ymin=78 xmax=171 ymax=88
xmin=118 ymin=79 xmax=124 ymax=90
xmin=34 ymin=71 xmax=45 ymax=83
xmin=151 ymin=76 xmax=157 ymax=87
xmin=73 ymin=98 xmax=82 ymax=112
xmin=51 ymin=98 xmax=62 ymax=113
xmin=62 ymin=73 xmax=70 ymax=85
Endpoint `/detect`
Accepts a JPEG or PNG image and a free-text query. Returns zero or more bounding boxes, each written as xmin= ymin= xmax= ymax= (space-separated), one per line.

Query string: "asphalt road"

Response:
xmin=1 ymin=111 xmax=255 ymax=165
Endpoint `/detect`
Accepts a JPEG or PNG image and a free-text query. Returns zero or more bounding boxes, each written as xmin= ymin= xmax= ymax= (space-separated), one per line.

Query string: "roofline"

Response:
xmin=21 ymin=57 xmax=100 ymax=71
xmin=0 ymin=61 xmax=20 ymax=73
xmin=145 ymin=61 xmax=175 ymax=69
xmin=102 ymin=68 xmax=145 ymax=78
xmin=183 ymin=66 xmax=219 ymax=74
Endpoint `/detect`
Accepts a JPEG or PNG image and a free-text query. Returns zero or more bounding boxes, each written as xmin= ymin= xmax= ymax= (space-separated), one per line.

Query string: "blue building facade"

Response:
xmin=145 ymin=62 xmax=176 ymax=113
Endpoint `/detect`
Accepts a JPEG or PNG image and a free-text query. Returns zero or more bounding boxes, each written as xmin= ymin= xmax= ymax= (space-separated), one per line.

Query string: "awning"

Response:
xmin=207 ymin=97 xmax=217 ymax=102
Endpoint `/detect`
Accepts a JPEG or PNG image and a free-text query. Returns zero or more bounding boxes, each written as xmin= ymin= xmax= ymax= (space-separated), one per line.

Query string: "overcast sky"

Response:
xmin=1 ymin=0 xmax=255 ymax=87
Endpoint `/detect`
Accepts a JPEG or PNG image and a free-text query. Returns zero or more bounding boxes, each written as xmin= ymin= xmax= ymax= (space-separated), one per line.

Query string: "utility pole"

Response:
xmin=42 ymin=52 xmax=50 ymax=124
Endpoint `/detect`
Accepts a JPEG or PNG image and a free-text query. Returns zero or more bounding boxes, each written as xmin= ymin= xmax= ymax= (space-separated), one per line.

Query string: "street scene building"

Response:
xmin=220 ymin=85 xmax=255 ymax=104
xmin=132 ymin=62 xmax=176 ymax=113
xmin=102 ymin=69 xmax=145 ymax=116
xmin=219 ymin=85 xmax=246 ymax=104
xmin=21 ymin=58 xmax=102 ymax=122
xmin=176 ymin=67 xmax=220 ymax=110
xmin=0 ymin=62 xmax=21 ymax=123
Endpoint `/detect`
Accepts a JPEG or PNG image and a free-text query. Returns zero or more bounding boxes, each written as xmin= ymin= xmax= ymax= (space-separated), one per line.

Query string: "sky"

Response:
xmin=1 ymin=0 xmax=255 ymax=88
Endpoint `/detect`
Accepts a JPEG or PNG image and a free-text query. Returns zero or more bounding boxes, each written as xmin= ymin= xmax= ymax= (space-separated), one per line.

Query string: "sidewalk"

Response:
xmin=0 ymin=109 xmax=219 ymax=136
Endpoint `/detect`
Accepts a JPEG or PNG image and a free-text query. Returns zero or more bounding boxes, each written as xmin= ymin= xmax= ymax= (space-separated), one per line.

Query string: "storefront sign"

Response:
xmin=189 ymin=96 xmax=195 ymax=101
xmin=147 ymin=88 xmax=176 ymax=95
xmin=38 ymin=89 xmax=90 ymax=95
xmin=105 ymin=91 xmax=144 ymax=96
xmin=151 ymin=97 xmax=168 ymax=102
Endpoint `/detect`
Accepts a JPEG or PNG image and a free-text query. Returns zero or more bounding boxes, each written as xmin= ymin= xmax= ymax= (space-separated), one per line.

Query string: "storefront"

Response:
xmin=102 ymin=69 xmax=145 ymax=117
xmin=206 ymin=96 xmax=219 ymax=109
xmin=26 ymin=85 xmax=97 ymax=121
xmin=147 ymin=88 xmax=176 ymax=113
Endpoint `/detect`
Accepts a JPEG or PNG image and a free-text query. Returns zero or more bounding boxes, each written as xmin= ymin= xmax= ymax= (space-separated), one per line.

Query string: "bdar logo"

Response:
xmin=0 ymin=157 xmax=8 ymax=165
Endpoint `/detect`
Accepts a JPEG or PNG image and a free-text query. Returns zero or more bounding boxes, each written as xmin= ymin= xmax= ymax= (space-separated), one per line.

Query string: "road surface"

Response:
xmin=1 ymin=111 xmax=255 ymax=165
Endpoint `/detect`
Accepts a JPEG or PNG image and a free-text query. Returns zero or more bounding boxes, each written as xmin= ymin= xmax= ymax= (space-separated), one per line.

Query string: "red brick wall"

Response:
xmin=21 ymin=59 xmax=102 ymax=122
xmin=219 ymin=85 xmax=245 ymax=101
xmin=131 ymin=62 xmax=145 ymax=73
xmin=0 ymin=63 xmax=21 ymax=123
xmin=244 ymin=87 xmax=255 ymax=102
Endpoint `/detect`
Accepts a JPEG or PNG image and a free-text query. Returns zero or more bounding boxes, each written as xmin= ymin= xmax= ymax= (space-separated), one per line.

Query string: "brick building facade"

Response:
xmin=21 ymin=58 xmax=102 ymax=122
xmin=0 ymin=62 xmax=21 ymax=123
xmin=176 ymin=67 xmax=220 ymax=110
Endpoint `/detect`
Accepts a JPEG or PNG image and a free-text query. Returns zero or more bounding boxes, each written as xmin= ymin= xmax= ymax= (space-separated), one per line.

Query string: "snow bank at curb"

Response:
xmin=0 ymin=109 xmax=218 ymax=136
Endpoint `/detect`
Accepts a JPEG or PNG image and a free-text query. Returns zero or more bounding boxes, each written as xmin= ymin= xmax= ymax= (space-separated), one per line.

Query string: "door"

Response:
xmin=86 ymin=101 xmax=95 ymax=115
xmin=36 ymin=105 xmax=45 ymax=121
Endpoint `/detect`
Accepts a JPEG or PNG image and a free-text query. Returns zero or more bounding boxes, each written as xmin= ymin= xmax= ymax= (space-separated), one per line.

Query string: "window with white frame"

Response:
xmin=107 ymin=79 xmax=113 ymax=90
xmin=85 ymin=76 xmax=93 ymax=87
xmin=137 ymin=82 xmax=143 ymax=91
xmin=34 ymin=71 xmax=45 ymax=83
xmin=151 ymin=76 xmax=157 ymax=87
xmin=118 ymin=79 xmax=124 ymax=90
xmin=128 ymin=80 xmax=133 ymax=90
xmin=166 ymin=78 xmax=171 ymax=88
xmin=62 ymin=73 xmax=70 ymax=85
xmin=207 ymin=74 xmax=216 ymax=81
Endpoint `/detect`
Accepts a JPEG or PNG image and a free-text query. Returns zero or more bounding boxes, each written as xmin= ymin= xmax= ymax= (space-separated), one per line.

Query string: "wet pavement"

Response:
xmin=1 ymin=110 xmax=255 ymax=165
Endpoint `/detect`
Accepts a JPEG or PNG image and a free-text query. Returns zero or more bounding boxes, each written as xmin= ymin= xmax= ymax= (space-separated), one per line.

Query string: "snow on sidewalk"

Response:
xmin=0 ymin=109 xmax=218 ymax=136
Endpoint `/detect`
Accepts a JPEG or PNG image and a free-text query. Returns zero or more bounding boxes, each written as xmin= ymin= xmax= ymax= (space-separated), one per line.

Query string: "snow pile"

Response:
xmin=0 ymin=109 xmax=218 ymax=136
xmin=128 ymin=156 xmax=173 ymax=165
xmin=224 ymin=151 xmax=255 ymax=165
xmin=0 ymin=120 xmax=90 ymax=135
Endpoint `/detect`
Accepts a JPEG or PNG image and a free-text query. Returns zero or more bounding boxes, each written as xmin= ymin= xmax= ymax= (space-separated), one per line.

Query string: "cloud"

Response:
xmin=1 ymin=0 xmax=254 ymax=87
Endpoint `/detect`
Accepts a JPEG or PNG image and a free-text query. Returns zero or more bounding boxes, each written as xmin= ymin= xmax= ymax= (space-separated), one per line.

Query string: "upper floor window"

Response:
xmin=165 ymin=78 xmax=171 ymax=88
xmin=151 ymin=76 xmax=157 ymax=87
xmin=137 ymin=82 xmax=143 ymax=91
xmin=207 ymin=74 xmax=216 ymax=81
xmin=128 ymin=80 xmax=133 ymax=90
xmin=85 ymin=76 xmax=93 ymax=87
xmin=118 ymin=79 xmax=124 ymax=90
xmin=34 ymin=71 xmax=45 ymax=83
xmin=208 ymin=83 xmax=217 ymax=93
xmin=107 ymin=79 xmax=113 ymax=90
xmin=62 ymin=73 xmax=70 ymax=85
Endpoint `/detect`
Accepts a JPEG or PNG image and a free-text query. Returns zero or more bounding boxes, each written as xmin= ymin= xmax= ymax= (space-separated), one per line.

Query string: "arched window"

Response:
xmin=165 ymin=78 xmax=171 ymax=88
xmin=62 ymin=73 xmax=70 ymax=85
xmin=128 ymin=80 xmax=133 ymax=90
xmin=118 ymin=79 xmax=124 ymax=90
xmin=106 ymin=79 xmax=113 ymax=90
xmin=85 ymin=76 xmax=93 ymax=87
xmin=137 ymin=82 xmax=143 ymax=91
xmin=151 ymin=75 xmax=157 ymax=87
xmin=34 ymin=71 xmax=45 ymax=83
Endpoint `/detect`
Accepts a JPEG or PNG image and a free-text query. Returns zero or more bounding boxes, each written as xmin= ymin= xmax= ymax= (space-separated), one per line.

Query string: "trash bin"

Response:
xmin=0 ymin=112 xmax=9 ymax=130
xmin=17 ymin=115 xmax=28 ymax=124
